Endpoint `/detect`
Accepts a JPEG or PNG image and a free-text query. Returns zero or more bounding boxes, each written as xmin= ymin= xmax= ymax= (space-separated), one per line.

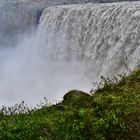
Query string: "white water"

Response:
xmin=0 ymin=0 xmax=97 ymax=46
xmin=39 ymin=2 xmax=140 ymax=77
xmin=1 ymin=2 xmax=140 ymax=106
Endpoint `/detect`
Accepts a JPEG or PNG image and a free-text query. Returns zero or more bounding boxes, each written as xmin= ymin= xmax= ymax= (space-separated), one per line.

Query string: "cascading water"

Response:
xmin=1 ymin=1 xmax=140 ymax=106
xmin=0 ymin=0 xmax=97 ymax=46
xmin=39 ymin=2 xmax=140 ymax=78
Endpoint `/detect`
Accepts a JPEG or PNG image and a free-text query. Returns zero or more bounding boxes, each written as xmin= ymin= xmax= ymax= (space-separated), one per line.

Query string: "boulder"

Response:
xmin=62 ymin=90 xmax=93 ymax=107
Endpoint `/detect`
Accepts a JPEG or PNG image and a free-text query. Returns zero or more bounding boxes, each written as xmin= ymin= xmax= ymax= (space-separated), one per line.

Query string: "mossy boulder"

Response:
xmin=62 ymin=90 xmax=93 ymax=107
xmin=63 ymin=90 xmax=91 ymax=101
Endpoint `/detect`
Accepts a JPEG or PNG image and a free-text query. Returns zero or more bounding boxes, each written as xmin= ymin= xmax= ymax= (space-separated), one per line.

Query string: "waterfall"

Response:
xmin=0 ymin=0 xmax=97 ymax=46
xmin=39 ymin=2 xmax=140 ymax=78
xmin=1 ymin=1 xmax=140 ymax=106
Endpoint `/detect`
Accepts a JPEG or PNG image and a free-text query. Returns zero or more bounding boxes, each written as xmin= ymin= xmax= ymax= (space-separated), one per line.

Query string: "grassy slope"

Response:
xmin=1 ymin=69 xmax=140 ymax=140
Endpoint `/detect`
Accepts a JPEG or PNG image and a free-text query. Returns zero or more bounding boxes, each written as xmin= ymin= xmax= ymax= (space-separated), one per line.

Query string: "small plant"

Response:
xmin=0 ymin=69 xmax=140 ymax=139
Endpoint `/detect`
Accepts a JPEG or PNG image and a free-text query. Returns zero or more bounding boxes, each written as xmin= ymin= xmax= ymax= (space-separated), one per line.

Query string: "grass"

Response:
xmin=1 ymin=69 xmax=140 ymax=139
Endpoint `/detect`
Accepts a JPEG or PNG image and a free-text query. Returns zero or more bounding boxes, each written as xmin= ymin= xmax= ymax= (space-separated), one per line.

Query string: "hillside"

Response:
xmin=0 ymin=69 xmax=140 ymax=140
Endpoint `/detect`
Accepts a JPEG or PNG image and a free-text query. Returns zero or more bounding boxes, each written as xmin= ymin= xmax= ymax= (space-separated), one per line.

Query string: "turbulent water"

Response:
xmin=1 ymin=1 xmax=140 ymax=106
xmin=0 ymin=0 xmax=97 ymax=46
xmin=39 ymin=2 xmax=140 ymax=77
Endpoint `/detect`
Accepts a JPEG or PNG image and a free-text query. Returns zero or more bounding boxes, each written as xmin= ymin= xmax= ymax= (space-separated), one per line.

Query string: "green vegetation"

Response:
xmin=1 ymin=69 xmax=140 ymax=140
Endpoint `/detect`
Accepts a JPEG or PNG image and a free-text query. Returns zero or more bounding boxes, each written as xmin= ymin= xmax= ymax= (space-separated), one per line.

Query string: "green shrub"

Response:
xmin=1 ymin=69 xmax=140 ymax=139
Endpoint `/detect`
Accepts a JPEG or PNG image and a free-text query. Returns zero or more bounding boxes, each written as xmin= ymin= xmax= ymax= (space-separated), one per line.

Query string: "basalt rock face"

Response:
xmin=0 ymin=1 xmax=46 ymax=46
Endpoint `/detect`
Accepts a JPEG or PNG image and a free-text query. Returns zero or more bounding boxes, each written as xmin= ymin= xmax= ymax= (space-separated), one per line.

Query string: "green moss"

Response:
xmin=1 ymin=69 xmax=140 ymax=139
xmin=62 ymin=90 xmax=93 ymax=108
